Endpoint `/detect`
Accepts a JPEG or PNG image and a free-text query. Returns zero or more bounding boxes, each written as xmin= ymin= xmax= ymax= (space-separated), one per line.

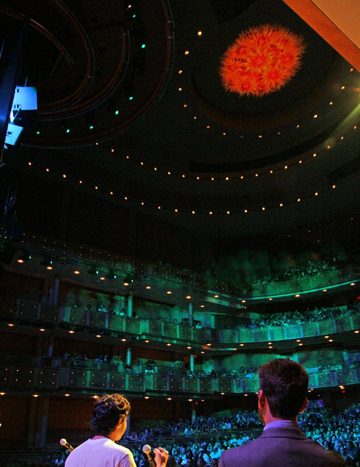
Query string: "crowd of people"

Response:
xmin=6 ymin=403 xmax=360 ymax=466
xmin=254 ymin=259 xmax=337 ymax=285
xmin=237 ymin=302 xmax=360 ymax=329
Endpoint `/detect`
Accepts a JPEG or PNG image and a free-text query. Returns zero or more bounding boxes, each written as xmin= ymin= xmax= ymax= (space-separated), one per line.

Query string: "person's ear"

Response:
xmin=258 ymin=389 xmax=266 ymax=409
xmin=299 ymin=397 xmax=308 ymax=414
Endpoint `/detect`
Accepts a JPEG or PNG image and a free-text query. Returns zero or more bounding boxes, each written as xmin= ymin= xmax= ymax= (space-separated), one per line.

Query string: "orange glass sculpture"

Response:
xmin=220 ymin=24 xmax=306 ymax=97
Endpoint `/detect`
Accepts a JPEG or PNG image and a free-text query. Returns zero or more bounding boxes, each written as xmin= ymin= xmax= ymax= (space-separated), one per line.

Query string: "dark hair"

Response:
xmin=91 ymin=393 xmax=130 ymax=435
xmin=258 ymin=358 xmax=308 ymax=418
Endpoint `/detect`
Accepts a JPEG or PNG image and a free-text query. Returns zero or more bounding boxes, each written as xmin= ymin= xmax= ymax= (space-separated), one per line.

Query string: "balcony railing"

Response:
xmin=1 ymin=296 xmax=359 ymax=345
xmin=1 ymin=364 xmax=359 ymax=395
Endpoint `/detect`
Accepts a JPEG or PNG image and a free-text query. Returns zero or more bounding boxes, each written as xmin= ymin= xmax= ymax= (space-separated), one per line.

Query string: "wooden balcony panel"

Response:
xmin=69 ymin=309 xmax=86 ymax=325
xmin=168 ymin=376 xmax=183 ymax=393
xmin=253 ymin=328 xmax=268 ymax=342
xmin=39 ymin=305 xmax=59 ymax=324
xmin=149 ymin=321 xmax=163 ymax=335
xmin=318 ymin=320 xmax=336 ymax=335
xmin=36 ymin=368 xmax=58 ymax=388
xmin=335 ymin=316 xmax=352 ymax=333
xmin=109 ymin=373 xmax=126 ymax=391
xmin=0 ymin=297 xmax=17 ymax=319
xmin=179 ymin=325 xmax=192 ymax=340
xmin=199 ymin=378 xmax=212 ymax=394
xmin=12 ymin=367 xmax=35 ymax=387
xmin=89 ymin=312 xmax=105 ymax=328
xmin=127 ymin=374 xmax=144 ymax=392
xmin=184 ymin=377 xmax=198 ymax=393
xmin=89 ymin=371 xmax=108 ymax=389
xmin=152 ymin=374 xmax=168 ymax=391
xmin=0 ymin=364 xmax=12 ymax=385
xmin=220 ymin=329 xmax=238 ymax=344
xmin=163 ymin=322 xmax=177 ymax=339
xmin=302 ymin=322 xmax=318 ymax=338
xmin=242 ymin=377 xmax=259 ymax=393
xmin=108 ymin=315 xmax=125 ymax=332
xmin=18 ymin=301 xmax=38 ymax=320
xmin=238 ymin=328 xmax=254 ymax=342
xmin=68 ymin=369 xmax=88 ymax=387
xmin=284 ymin=325 xmax=302 ymax=339
xmin=126 ymin=318 xmax=141 ymax=334
xmin=218 ymin=377 xmax=232 ymax=392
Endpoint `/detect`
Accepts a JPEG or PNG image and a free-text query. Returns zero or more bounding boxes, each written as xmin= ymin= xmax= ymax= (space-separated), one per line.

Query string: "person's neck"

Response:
xmin=264 ymin=415 xmax=297 ymax=425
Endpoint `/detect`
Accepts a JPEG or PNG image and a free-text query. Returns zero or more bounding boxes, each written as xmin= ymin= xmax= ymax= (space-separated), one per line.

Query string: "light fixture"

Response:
xmin=123 ymin=274 xmax=133 ymax=286
xmin=17 ymin=249 xmax=31 ymax=263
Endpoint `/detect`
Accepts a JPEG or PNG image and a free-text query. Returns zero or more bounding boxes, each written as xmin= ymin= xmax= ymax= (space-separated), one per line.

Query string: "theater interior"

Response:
xmin=1 ymin=0 xmax=360 ymax=462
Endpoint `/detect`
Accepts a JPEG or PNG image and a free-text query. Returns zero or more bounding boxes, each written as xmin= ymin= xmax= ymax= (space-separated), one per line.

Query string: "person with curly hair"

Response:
xmin=65 ymin=393 xmax=168 ymax=467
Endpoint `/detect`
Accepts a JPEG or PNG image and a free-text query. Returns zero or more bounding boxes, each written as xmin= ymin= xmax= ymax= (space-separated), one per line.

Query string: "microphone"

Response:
xmin=143 ymin=444 xmax=156 ymax=467
xmin=60 ymin=438 xmax=74 ymax=453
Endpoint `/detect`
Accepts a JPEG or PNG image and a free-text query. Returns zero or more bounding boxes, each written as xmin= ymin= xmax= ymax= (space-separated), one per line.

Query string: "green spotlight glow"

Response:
xmin=36 ymin=131 xmax=40 ymax=135
xmin=89 ymin=125 xmax=94 ymax=130
xmin=66 ymin=129 xmax=70 ymax=133
xmin=129 ymin=96 xmax=133 ymax=100
xmin=115 ymin=110 xmax=119 ymax=115
xmin=141 ymin=44 xmax=146 ymax=49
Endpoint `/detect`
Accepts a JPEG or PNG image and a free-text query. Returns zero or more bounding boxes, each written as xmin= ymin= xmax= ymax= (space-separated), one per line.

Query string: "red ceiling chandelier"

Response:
xmin=220 ymin=24 xmax=306 ymax=97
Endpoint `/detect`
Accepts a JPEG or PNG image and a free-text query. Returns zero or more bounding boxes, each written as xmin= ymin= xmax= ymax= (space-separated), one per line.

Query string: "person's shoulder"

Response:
xmin=319 ymin=449 xmax=346 ymax=466
xmin=221 ymin=438 xmax=260 ymax=457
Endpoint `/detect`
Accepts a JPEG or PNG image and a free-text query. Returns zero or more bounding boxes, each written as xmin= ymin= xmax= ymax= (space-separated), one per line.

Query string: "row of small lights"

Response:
xmin=16 ymin=257 xmax=213 ymax=305
xmin=26 ymin=159 xmax=344 ymax=215
xmin=119 ymin=114 xmax=358 ymax=182
xmin=17 ymin=233 xmax=218 ymax=291
xmin=0 ymin=393 xmax=206 ymax=400
xmin=8 ymin=322 xmax=359 ymax=343
xmin=34 ymin=101 xmax=359 ymax=183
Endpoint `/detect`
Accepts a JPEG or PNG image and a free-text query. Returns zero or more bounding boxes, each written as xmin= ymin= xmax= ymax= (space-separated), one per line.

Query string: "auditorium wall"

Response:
xmin=0 ymin=396 xmax=29 ymax=445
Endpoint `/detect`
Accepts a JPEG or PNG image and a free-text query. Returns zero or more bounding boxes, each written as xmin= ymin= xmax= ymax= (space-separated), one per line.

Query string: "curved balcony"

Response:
xmin=13 ymin=234 xmax=360 ymax=298
xmin=1 ymin=296 xmax=360 ymax=346
xmin=0 ymin=362 xmax=359 ymax=396
xmin=247 ymin=263 xmax=360 ymax=299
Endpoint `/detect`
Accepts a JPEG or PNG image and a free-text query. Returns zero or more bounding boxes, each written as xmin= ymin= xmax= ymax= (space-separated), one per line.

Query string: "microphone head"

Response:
xmin=143 ymin=444 xmax=152 ymax=454
xmin=59 ymin=438 xmax=67 ymax=446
